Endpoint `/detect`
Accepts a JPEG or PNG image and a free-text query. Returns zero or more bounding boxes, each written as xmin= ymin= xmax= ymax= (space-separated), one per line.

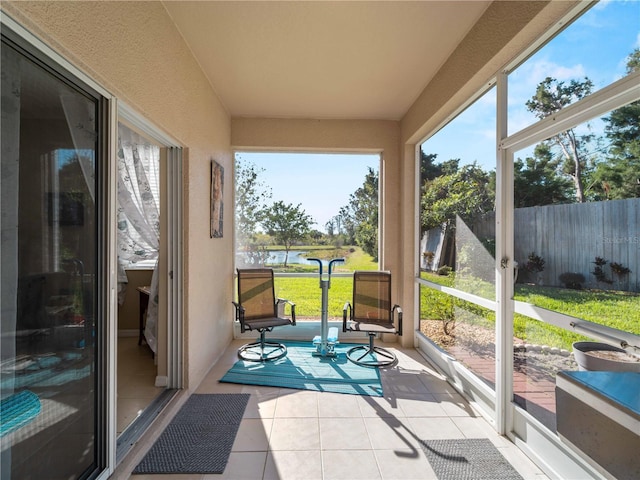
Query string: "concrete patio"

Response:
xmin=122 ymin=340 xmax=549 ymax=480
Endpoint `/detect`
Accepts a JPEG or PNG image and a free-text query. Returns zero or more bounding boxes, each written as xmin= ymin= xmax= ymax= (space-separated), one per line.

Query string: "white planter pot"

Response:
xmin=572 ymin=341 xmax=640 ymax=372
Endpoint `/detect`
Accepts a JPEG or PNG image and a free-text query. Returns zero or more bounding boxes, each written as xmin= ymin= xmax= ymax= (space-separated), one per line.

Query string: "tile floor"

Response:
xmin=127 ymin=339 xmax=549 ymax=480
xmin=117 ymin=336 xmax=163 ymax=435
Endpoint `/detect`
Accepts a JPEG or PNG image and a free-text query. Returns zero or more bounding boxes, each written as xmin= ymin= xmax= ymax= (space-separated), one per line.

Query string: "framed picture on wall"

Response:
xmin=210 ymin=159 xmax=224 ymax=238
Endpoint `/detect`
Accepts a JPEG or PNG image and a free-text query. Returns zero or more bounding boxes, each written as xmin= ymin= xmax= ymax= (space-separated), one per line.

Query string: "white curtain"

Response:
xmin=60 ymin=93 xmax=96 ymax=202
xmin=117 ymin=126 xmax=160 ymax=353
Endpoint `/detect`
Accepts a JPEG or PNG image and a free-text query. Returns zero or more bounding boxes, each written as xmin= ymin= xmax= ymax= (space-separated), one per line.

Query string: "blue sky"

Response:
xmin=238 ymin=1 xmax=639 ymax=232
xmin=423 ymin=0 xmax=640 ymax=171
xmin=236 ymin=151 xmax=379 ymax=231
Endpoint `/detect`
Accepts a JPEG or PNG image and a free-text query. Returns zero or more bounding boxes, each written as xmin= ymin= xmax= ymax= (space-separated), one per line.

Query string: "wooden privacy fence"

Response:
xmin=471 ymin=198 xmax=639 ymax=292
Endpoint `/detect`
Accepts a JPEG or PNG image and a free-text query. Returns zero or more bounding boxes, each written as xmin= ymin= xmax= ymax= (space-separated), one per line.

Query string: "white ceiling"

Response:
xmin=162 ymin=1 xmax=491 ymax=120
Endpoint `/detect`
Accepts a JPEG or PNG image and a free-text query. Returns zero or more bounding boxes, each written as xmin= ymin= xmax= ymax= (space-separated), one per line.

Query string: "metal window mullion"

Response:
xmin=412 ymin=143 xmax=422 ymax=342
xmin=417 ymin=278 xmax=497 ymax=311
xmin=105 ymin=95 xmax=119 ymax=478
xmin=167 ymin=147 xmax=183 ymax=389
xmin=502 ymin=71 xmax=640 ymax=152
xmin=495 ymin=72 xmax=514 ymax=435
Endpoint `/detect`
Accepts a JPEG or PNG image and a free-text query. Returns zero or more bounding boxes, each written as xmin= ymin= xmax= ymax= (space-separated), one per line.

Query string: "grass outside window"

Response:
xmin=419 ymin=271 xmax=639 ymax=350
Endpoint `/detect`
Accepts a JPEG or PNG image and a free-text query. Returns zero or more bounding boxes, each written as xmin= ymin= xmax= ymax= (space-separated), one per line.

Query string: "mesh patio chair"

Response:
xmin=233 ymin=268 xmax=296 ymax=362
xmin=342 ymin=270 xmax=402 ymax=367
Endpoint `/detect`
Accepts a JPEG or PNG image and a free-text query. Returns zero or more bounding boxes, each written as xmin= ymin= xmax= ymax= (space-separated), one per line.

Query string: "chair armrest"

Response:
xmin=232 ymin=301 xmax=247 ymax=333
xmin=342 ymin=302 xmax=351 ymax=332
xmin=232 ymin=301 xmax=243 ymax=316
xmin=393 ymin=305 xmax=403 ymax=336
xmin=276 ymin=298 xmax=296 ymax=325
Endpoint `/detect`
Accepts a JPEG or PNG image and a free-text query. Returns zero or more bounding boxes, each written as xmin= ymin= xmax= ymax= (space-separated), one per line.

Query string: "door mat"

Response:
xmin=133 ymin=393 xmax=249 ymax=474
xmin=419 ymin=438 xmax=524 ymax=480
xmin=220 ymin=340 xmax=383 ymax=396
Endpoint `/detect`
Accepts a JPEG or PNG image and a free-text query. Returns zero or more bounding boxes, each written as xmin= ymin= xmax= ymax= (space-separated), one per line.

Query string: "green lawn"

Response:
xmin=418 ymin=271 xmax=639 ymax=350
xmin=274 ymin=276 xmax=353 ymax=318
xmin=269 ymin=246 xmax=376 ymax=317
xmin=271 ymin=261 xmax=638 ymax=350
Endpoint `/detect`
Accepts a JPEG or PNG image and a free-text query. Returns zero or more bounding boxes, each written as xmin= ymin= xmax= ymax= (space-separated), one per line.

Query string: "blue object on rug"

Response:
xmin=0 ymin=390 xmax=41 ymax=437
xmin=220 ymin=340 xmax=383 ymax=396
xmin=133 ymin=393 xmax=249 ymax=474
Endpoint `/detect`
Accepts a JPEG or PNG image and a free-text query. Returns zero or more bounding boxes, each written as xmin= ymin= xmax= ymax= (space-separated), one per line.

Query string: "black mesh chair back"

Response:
xmin=237 ymin=268 xmax=278 ymax=320
xmin=352 ymin=271 xmax=393 ymax=325
xmin=343 ymin=271 xmax=402 ymax=367
xmin=233 ymin=268 xmax=295 ymax=362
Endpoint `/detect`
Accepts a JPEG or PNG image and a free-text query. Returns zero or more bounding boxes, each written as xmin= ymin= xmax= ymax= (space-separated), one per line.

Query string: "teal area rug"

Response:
xmin=220 ymin=340 xmax=383 ymax=396
xmin=0 ymin=390 xmax=41 ymax=437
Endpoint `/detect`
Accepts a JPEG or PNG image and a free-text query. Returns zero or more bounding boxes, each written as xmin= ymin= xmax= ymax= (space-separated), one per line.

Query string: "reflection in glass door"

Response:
xmin=1 ymin=33 xmax=105 ymax=479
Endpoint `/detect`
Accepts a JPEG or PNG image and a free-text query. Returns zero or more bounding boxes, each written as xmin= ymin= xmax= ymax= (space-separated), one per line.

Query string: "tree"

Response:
xmin=513 ymin=144 xmax=573 ymax=207
xmin=420 ymin=162 xmax=494 ymax=269
xmin=261 ymin=201 xmax=314 ymax=267
xmin=339 ymin=168 xmax=379 ymax=261
xmin=420 ymin=151 xmax=460 ymax=184
xmin=526 ymin=76 xmax=595 ymax=202
xmin=420 ymin=162 xmax=494 ymax=232
xmin=333 ymin=214 xmax=343 ymax=236
xmin=234 ymin=157 xmax=272 ymax=265
xmin=420 ymin=151 xmax=444 ymax=182
xmin=325 ymin=214 xmax=343 ymax=237
xmin=338 ymin=205 xmax=356 ymax=245
xmin=325 ymin=218 xmax=336 ymax=237
xmin=593 ymin=48 xmax=640 ymax=199
xmin=626 ymin=47 xmax=640 ymax=72
xmin=308 ymin=229 xmax=325 ymax=244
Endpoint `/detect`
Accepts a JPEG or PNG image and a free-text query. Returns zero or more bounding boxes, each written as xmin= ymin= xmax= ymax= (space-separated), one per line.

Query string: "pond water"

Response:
xmin=264 ymin=250 xmax=314 ymax=265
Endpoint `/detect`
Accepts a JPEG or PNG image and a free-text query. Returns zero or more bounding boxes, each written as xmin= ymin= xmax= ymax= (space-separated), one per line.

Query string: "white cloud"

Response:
xmin=507 ymin=58 xmax=588 ymax=114
xmin=528 ymin=60 xmax=587 ymax=83
xmin=507 ymin=109 xmax=538 ymax=137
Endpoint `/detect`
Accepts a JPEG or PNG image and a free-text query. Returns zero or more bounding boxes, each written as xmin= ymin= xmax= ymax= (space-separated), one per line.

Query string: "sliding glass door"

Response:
xmin=1 ymin=31 xmax=107 ymax=479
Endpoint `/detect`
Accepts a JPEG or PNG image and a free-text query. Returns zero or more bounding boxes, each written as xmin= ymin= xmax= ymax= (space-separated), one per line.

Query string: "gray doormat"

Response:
xmin=133 ymin=393 xmax=249 ymax=474
xmin=419 ymin=438 xmax=524 ymax=480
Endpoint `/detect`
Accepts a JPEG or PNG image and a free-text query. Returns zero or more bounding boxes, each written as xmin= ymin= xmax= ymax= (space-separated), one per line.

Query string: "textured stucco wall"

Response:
xmin=3 ymin=0 xmax=234 ymax=389
xmin=401 ymin=0 xmax=580 ymax=145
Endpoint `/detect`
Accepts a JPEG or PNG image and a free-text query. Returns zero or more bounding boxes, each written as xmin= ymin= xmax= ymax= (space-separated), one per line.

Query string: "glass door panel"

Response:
xmin=1 ymin=35 xmax=104 ymax=479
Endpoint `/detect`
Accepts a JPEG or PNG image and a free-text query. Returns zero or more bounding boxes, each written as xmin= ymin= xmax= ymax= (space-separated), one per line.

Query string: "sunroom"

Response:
xmin=1 ymin=1 xmax=638 ymax=479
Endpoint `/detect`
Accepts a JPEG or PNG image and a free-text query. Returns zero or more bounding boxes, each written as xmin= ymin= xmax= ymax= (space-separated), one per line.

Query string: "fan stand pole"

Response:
xmin=309 ymin=258 xmax=344 ymax=357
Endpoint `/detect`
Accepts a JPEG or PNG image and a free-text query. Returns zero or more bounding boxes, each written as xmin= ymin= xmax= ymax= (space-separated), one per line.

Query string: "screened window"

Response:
xmin=417 ymin=0 xmax=640 ymax=434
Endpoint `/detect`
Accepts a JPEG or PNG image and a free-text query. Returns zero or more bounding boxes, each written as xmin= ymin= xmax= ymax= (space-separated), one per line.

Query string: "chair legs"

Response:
xmin=346 ymin=333 xmax=397 ymax=367
xmin=238 ymin=330 xmax=287 ymax=362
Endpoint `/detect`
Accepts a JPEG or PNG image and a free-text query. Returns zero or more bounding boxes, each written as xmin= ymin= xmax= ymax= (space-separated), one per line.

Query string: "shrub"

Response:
xmin=422 ymin=251 xmax=436 ymax=271
xmin=437 ymin=265 xmax=452 ymax=276
xmin=593 ymin=256 xmax=607 ymax=266
xmin=591 ymin=256 xmax=613 ymax=284
xmin=610 ymin=262 xmax=631 ymax=276
xmin=480 ymin=238 xmax=496 ymax=257
xmin=559 ymin=272 xmax=585 ymax=289
xmin=525 ymin=252 xmax=545 ymax=273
